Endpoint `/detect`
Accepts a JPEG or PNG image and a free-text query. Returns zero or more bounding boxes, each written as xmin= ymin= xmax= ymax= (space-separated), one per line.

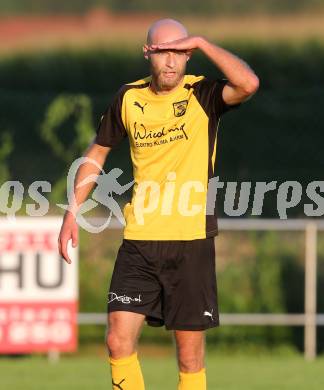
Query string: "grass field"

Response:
xmin=1 ymin=350 xmax=324 ymax=390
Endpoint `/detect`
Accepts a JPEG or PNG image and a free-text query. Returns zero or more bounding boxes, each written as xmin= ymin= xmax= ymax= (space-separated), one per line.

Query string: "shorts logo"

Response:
xmin=203 ymin=309 xmax=214 ymax=321
xmin=173 ymin=100 xmax=188 ymax=117
xmin=108 ymin=292 xmax=142 ymax=304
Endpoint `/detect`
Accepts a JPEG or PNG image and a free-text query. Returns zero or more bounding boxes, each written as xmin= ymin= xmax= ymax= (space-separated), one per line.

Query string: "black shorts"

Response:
xmin=107 ymin=237 xmax=220 ymax=330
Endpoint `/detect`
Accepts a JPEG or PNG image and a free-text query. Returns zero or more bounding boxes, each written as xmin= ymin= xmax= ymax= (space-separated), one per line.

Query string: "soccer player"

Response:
xmin=58 ymin=18 xmax=259 ymax=390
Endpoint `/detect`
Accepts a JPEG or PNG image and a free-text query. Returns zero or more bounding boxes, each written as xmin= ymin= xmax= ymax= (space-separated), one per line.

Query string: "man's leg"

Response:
xmin=106 ymin=311 xmax=146 ymax=390
xmin=174 ymin=330 xmax=207 ymax=390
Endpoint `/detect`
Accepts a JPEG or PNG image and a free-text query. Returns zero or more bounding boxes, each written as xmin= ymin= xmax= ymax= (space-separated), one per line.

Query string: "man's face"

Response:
xmin=148 ymin=48 xmax=188 ymax=91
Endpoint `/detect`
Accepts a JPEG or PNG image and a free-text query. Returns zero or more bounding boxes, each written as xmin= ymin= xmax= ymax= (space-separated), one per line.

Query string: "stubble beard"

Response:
xmin=151 ymin=67 xmax=186 ymax=92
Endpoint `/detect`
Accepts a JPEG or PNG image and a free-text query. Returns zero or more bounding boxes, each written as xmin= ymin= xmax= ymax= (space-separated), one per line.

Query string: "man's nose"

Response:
xmin=166 ymin=52 xmax=175 ymax=68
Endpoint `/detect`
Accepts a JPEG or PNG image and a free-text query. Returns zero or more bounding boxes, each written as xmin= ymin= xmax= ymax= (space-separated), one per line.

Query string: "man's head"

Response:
xmin=143 ymin=19 xmax=191 ymax=93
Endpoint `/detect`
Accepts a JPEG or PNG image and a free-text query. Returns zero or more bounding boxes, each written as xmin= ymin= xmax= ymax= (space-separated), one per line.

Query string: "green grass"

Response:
xmin=1 ymin=351 xmax=324 ymax=390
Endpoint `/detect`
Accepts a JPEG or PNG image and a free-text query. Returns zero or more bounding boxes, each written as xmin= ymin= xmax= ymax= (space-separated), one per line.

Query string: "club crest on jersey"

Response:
xmin=173 ymin=100 xmax=188 ymax=117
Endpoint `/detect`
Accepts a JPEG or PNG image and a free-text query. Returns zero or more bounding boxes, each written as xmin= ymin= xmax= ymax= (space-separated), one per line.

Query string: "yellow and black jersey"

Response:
xmin=95 ymin=74 xmax=241 ymax=240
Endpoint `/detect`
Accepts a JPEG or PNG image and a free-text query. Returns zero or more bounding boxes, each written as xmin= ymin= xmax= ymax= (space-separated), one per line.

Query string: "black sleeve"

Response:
xmin=193 ymin=77 xmax=241 ymax=117
xmin=94 ymin=86 xmax=128 ymax=148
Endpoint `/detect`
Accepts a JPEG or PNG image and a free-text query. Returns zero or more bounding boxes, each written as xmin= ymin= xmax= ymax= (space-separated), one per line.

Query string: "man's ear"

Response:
xmin=186 ymin=50 xmax=193 ymax=62
xmin=143 ymin=45 xmax=149 ymax=60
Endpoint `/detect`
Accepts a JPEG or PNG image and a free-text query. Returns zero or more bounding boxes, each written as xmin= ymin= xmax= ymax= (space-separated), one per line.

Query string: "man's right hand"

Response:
xmin=58 ymin=212 xmax=78 ymax=264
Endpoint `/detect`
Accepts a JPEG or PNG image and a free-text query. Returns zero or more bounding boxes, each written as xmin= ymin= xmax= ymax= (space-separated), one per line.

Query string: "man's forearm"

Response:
xmin=197 ymin=36 xmax=259 ymax=94
xmin=64 ymin=141 xmax=109 ymax=221
xmin=64 ymin=163 xmax=101 ymax=220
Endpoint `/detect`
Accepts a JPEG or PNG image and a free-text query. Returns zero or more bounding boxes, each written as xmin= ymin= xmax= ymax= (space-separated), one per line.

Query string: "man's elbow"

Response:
xmin=243 ymin=74 xmax=260 ymax=96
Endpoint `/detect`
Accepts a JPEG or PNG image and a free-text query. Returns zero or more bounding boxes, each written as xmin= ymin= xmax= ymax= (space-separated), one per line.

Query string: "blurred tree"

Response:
xmin=40 ymin=94 xmax=94 ymax=203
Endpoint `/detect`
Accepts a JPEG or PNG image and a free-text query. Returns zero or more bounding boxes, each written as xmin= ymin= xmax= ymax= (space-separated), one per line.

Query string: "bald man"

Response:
xmin=59 ymin=18 xmax=259 ymax=390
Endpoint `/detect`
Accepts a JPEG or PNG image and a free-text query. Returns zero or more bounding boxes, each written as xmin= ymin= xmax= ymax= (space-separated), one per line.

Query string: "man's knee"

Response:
xmin=106 ymin=311 xmax=145 ymax=358
xmin=175 ymin=330 xmax=205 ymax=372
xmin=177 ymin=352 xmax=204 ymax=372
xmin=106 ymin=331 xmax=135 ymax=358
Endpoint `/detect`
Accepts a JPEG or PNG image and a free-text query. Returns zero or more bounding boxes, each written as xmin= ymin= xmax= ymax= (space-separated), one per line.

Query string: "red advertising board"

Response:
xmin=0 ymin=217 xmax=78 ymax=353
